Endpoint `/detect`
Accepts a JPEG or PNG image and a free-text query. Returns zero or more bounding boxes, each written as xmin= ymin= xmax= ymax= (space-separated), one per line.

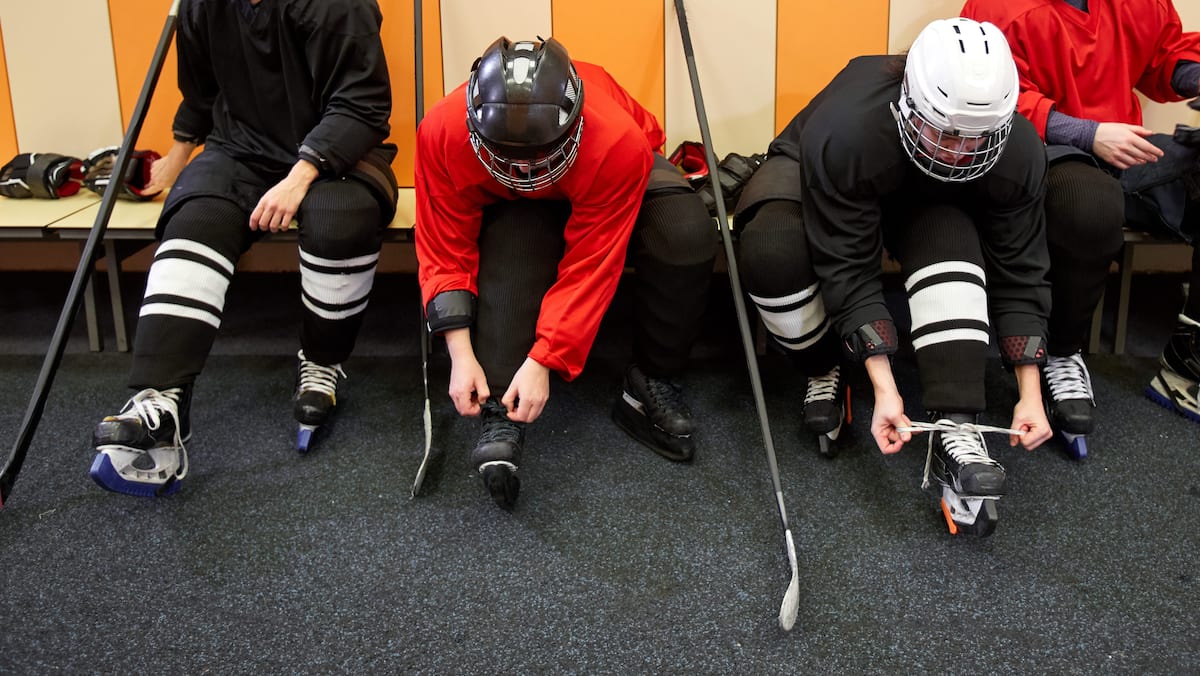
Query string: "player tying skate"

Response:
xmin=734 ymin=18 xmax=1054 ymax=535
xmin=415 ymin=37 xmax=715 ymax=510
xmin=89 ymin=0 xmax=397 ymax=497
xmin=963 ymin=0 xmax=1200 ymax=452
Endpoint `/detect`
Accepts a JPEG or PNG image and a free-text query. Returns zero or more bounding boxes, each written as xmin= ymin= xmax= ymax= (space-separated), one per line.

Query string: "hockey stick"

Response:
xmin=670 ymin=0 xmax=800 ymax=631
xmin=0 ymin=0 xmax=182 ymax=510
xmin=410 ymin=0 xmax=435 ymax=498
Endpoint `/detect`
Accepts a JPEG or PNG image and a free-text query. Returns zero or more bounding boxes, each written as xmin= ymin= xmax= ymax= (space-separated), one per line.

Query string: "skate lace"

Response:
xmin=297 ymin=350 xmax=346 ymax=396
xmin=1044 ymin=353 xmax=1094 ymax=403
xmin=116 ymin=387 xmax=188 ymax=478
xmin=898 ymin=420 xmax=1019 ymax=490
xmin=479 ymin=411 xmax=523 ymax=445
xmin=644 ymin=376 xmax=689 ymax=416
xmin=804 ymin=366 xmax=840 ymax=405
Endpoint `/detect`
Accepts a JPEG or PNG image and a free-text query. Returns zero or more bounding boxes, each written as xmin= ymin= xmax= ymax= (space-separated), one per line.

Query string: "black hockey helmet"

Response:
xmin=465 ymin=36 xmax=584 ymax=192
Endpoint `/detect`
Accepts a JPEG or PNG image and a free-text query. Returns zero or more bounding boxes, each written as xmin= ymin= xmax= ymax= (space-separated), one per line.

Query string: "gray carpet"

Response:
xmin=0 ymin=271 xmax=1196 ymax=673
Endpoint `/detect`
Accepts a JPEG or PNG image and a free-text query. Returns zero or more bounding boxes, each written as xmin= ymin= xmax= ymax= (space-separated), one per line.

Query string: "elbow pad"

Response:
xmin=999 ymin=335 xmax=1047 ymax=368
xmin=425 ymin=290 xmax=476 ymax=334
xmin=843 ymin=320 xmax=899 ymax=362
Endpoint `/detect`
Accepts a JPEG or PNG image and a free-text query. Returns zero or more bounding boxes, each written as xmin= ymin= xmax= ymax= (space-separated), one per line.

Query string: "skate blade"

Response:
xmin=296 ymin=424 xmax=319 ymax=453
xmin=479 ymin=462 xmax=520 ymax=511
xmin=611 ymin=401 xmax=695 ymax=463
xmin=89 ymin=451 xmax=182 ymax=498
xmin=1060 ymin=431 xmax=1088 ymax=460
xmin=939 ymin=487 xmax=998 ymax=537
xmin=1146 ymin=373 xmax=1200 ymax=424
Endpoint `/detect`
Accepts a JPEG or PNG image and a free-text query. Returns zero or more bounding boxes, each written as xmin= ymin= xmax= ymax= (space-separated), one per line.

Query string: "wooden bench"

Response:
xmin=1088 ymin=229 xmax=1193 ymax=355
xmin=11 ymin=188 xmax=416 ymax=352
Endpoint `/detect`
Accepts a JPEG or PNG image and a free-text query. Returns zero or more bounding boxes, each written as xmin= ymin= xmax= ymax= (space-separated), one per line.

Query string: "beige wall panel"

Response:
xmin=0 ymin=0 xmax=122 ymax=156
xmin=664 ymin=0 xmax=776 ymax=157
xmin=438 ymin=0 xmax=552 ymax=95
xmin=887 ymin=0 xmax=960 ymax=53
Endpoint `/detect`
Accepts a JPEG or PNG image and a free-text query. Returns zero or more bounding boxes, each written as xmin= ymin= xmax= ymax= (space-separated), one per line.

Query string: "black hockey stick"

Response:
xmin=411 ymin=0 xmax=435 ymax=497
xmin=0 ymin=0 xmax=182 ymax=509
xmin=671 ymin=0 xmax=800 ymax=631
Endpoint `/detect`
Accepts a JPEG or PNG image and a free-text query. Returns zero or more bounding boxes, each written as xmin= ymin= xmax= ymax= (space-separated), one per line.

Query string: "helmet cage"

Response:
xmin=893 ymin=86 xmax=1012 ymax=183
xmin=468 ymin=114 xmax=584 ymax=192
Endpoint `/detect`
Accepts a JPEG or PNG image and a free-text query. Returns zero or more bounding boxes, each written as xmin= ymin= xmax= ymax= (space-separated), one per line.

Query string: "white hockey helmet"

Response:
xmin=892 ymin=18 xmax=1019 ymax=182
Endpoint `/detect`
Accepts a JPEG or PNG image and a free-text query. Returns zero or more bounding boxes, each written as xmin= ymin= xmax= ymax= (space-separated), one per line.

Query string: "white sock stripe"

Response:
xmin=139 ymin=302 xmax=222 ymax=328
xmin=757 ymin=294 xmax=828 ymax=342
xmin=301 ymin=266 xmax=376 ymax=308
xmin=144 ymin=257 xmax=232 ymax=313
xmin=911 ymin=328 xmax=991 ymax=350
xmin=155 ymin=239 xmax=236 ymax=275
xmin=748 ymin=282 xmax=820 ymax=309
xmin=299 ymin=249 xmax=380 ymax=269
xmin=904 ymin=261 xmax=985 ymax=292
xmin=909 ymin=281 xmax=989 ymax=332
xmin=775 ymin=327 xmax=829 ymax=352
xmin=302 ymin=294 xmax=369 ymax=321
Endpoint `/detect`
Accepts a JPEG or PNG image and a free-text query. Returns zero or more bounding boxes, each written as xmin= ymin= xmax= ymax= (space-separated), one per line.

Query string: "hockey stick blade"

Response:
xmin=0 ymin=0 xmax=181 ymax=509
xmin=671 ymin=0 xmax=801 ymax=630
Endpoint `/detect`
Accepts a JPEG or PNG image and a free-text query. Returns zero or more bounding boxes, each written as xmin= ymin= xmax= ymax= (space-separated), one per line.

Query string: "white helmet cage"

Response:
xmin=891 ymin=18 xmax=1019 ymax=182
xmin=466 ymin=37 xmax=585 ymax=192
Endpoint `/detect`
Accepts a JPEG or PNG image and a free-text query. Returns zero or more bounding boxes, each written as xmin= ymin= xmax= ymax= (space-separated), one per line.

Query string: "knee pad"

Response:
xmin=635 ymin=190 xmax=716 ymax=266
xmin=298 ymin=179 xmax=384 ymax=260
xmin=737 ymin=200 xmax=813 ymax=298
xmin=1046 ymin=161 xmax=1125 ymax=257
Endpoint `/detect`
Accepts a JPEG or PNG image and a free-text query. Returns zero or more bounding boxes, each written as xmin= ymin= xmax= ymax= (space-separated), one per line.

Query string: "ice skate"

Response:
xmin=1042 ymin=352 xmax=1095 ymax=459
xmin=293 ymin=350 xmax=346 ymax=453
xmin=803 ymin=365 xmax=850 ymax=458
xmin=1145 ymin=314 xmax=1200 ymax=425
xmin=89 ymin=387 xmax=191 ymax=497
xmin=472 ymin=399 xmax=524 ymax=510
xmin=911 ymin=413 xmax=1009 ymax=537
xmin=611 ymin=364 xmax=696 ymax=462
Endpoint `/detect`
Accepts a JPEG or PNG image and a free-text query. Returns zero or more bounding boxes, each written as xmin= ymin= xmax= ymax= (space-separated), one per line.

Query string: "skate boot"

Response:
xmin=1042 ymin=352 xmax=1095 ymax=459
xmin=293 ymin=350 xmax=347 ymax=453
xmin=472 ymin=399 xmax=524 ymax=510
xmin=1145 ymin=314 xmax=1200 ymax=425
xmin=611 ymin=364 xmax=695 ymax=462
xmin=921 ymin=412 xmax=1007 ymax=538
xmin=803 ymin=365 xmax=850 ymax=458
xmin=89 ymin=386 xmax=191 ymax=498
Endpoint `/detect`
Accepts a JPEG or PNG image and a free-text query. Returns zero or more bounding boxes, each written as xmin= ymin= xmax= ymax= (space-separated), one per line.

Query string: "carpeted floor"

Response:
xmin=0 ymin=271 xmax=1195 ymax=673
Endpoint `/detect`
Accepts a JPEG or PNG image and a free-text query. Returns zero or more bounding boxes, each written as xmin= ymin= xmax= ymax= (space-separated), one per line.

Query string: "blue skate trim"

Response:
xmin=89 ymin=453 xmax=182 ymax=498
xmin=1144 ymin=385 xmax=1200 ymax=424
xmin=1059 ymin=431 xmax=1088 ymax=460
xmin=296 ymin=425 xmax=317 ymax=453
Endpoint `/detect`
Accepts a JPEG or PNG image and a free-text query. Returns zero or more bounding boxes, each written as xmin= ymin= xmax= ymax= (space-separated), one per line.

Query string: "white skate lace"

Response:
xmin=897 ymin=420 xmax=1020 ymax=490
xmin=297 ymin=350 xmax=347 ymax=397
xmin=114 ymin=387 xmax=188 ymax=479
xmin=804 ymin=365 xmax=840 ymax=405
xmin=1044 ymin=352 xmax=1094 ymax=403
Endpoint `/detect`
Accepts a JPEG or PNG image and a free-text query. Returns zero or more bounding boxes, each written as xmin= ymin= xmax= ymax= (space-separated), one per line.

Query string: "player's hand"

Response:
xmin=448 ymin=355 xmax=490 ymax=417
xmin=1092 ymin=123 xmax=1163 ymax=169
xmin=1010 ymin=397 xmax=1052 ymax=450
xmin=871 ymin=390 xmax=912 ymax=455
xmin=502 ymin=358 xmax=551 ymax=423
xmin=250 ymin=160 xmax=318 ymax=232
xmin=144 ymin=145 xmax=193 ymax=194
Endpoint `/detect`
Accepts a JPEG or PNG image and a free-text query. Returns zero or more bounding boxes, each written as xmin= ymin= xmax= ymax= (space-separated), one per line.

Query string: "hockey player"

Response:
xmin=416 ymin=37 xmax=715 ymax=510
xmin=962 ymin=0 xmax=1200 ymax=443
xmin=734 ymin=18 xmax=1054 ymax=536
xmin=89 ymin=0 xmax=398 ymax=497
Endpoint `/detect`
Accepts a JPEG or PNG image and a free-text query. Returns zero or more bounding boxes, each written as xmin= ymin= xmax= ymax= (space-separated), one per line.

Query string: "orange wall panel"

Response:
xmin=380 ymin=0 xmax=445 ymax=188
xmin=107 ymin=0 xmax=181 ymax=155
xmin=552 ymin=1 xmax=665 ymax=126
xmin=0 ymin=21 xmax=16 ymax=160
xmin=775 ymin=0 xmax=889 ymax=134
